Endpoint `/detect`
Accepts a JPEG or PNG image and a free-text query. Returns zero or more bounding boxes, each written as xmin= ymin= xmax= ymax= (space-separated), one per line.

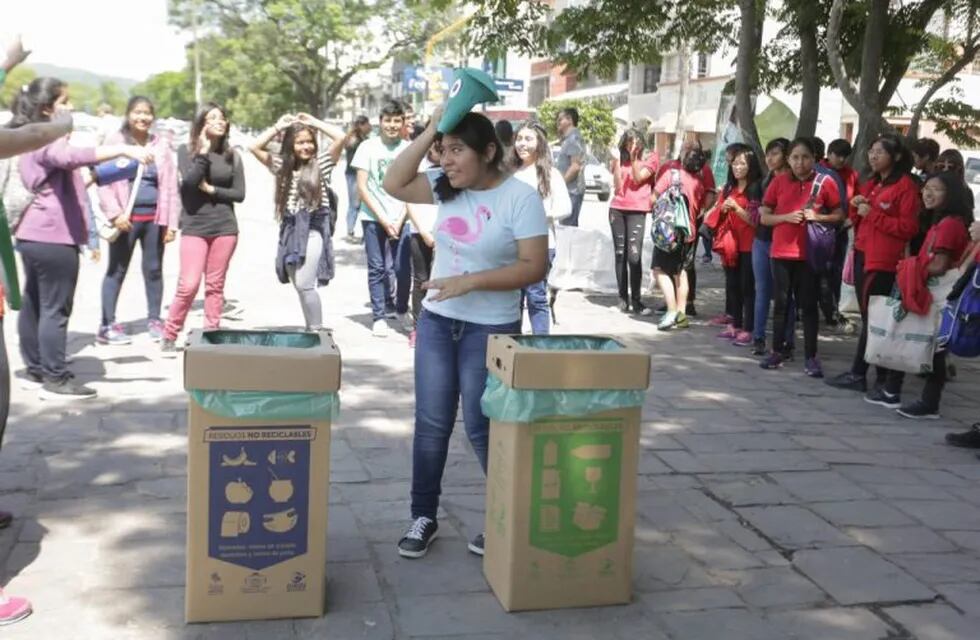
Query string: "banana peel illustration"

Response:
xmin=221 ymin=447 xmax=257 ymax=467
xmin=262 ymin=508 xmax=299 ymax=533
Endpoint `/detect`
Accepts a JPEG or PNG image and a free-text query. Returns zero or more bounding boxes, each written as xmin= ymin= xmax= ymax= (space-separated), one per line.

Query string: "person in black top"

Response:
xmin=343 ymin=115 xmax=371 ymax=241
xmin=161 ymin=102 xmax=245 ymax=353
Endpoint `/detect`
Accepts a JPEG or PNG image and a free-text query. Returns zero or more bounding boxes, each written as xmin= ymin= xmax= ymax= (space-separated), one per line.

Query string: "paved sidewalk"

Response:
xmin=1 ymin=160 xmax=979 ymax=639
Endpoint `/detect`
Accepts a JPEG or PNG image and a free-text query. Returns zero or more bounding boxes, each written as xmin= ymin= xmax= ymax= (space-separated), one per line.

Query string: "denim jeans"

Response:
xmin=101 ymin=220 xmax=165 ymax=327
xmin=411 ymin=309 xmax=521 ymax=520
xmin=393 ymin=224 xmax=412 ymax=315
xmin=563 ymin=191 xmax=585 ymax=227
xmin=522 ymin=279 xmax=550 ymax=334
xmin=345 ymin=170 xmax=360 ymax=236
xmin=362 ymin=220 xmax=396 ymax=321
xmin=751 ymin=237 xmax=795 ymax=347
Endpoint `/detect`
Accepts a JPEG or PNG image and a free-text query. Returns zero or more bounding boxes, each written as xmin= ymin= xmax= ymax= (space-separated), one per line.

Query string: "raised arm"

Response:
xmin=249 ymin=114 xmax=294 ymax=169
xmin=0 ymin=110 xmax=73 ymax=159
xmin=295 ymin=113 xmax=346 ymax=142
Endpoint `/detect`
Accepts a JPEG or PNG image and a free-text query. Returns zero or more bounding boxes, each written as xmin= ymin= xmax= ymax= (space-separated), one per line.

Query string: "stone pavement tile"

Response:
xmin=394 ymin=592 xmax=519 ymax=636
xmin=809 ymin=500 xmax=916 ymax=528
xmin=860 ymin=482 xmax=955 ymax=502
xmin=912 ymin=468 xmax=976 ymax=488
xmin=632 ymin=544 xmax=720 ymax=592
xmin=769 ymin=471 xmax=873 ymax=502
xmin=736 ymin=506 xmax=854 ymax=549
xmin=293 ymin=601 xmax=394 ymax=639
xmin=888 ymin=552 xmax=980 ymax=585
xmin=512 ymin=604 xmax=671 ymax=640
xmin=638 ymin=432 xmax=684 ymax=450
xmin=670 ymin=524 xmax=766 ymax=570
xmin=638 ymin=474 xmax=703 ymax=491
xmin=638 ymin=587 xmax=743 ymax=613
xmin=327 ymin=503 xmax=371 ymax=562
xmin=638 ymin=454 xmax=673 ymax=474
xmin=766 ymin=607 xmax=894 ymax=640
xmin=137 ymin=476 xmax=187 ymax=500
xmin=670 ymin=489 xmax=736 ymax=522
xmin=326 ymin=561 xmax=384 ymax=608
xmin=890 ymin=499 xmax=980 ymax=530
xmin=655 ymin=608 xmax=790 ymax=640
xmin=100 ymin=411 xmax=179 ymax=436
xmin=936 ymin=582 xmax=980 ymax=617
xmin=793 ymin=547 xmax=936 ymax=605
xmin=695 ymin=451 xmax=827 ymax=473
xmin=440 ymin=493 xmax=489 ymax=542
xmin=838 ymin=436 xmax=914 ymax=452
xmin=372 ymin=542 xmax=489 ymax=596
xmin=808 ymin=450 xmax=881 ymax=465
xmin=713 ymin=518 xmax=778 ymax=553
xmin=884 ymin=603 xmax=980 ymax=640
xmin=845 ymin=526 xmax=958 ymax=554
xmin=655 ymin=451 xmax=711 ymax=473
xmin=356 ymin=447 xmax=413 ymax=482
xmin=941 ymin=530 xmax=980 ymax=552
xmin=672 ymin=433 xmax=801 ymax=453
xmin=701 ymin=475 xmax=798 ymax=507
xmin=834 ymin=464 xmax=925 ymax=485
xmin=711 ymin=566 xmax=827 ymax=608
xmin=789 ymin=435 xmax=853 ymax=451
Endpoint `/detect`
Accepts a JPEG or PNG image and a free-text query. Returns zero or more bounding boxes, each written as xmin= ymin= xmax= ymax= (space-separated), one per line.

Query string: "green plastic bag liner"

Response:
xmin=191 ymin=330 xmax=339 ymax=420
xmin=480 ymin=336 xmax=645 ymax=422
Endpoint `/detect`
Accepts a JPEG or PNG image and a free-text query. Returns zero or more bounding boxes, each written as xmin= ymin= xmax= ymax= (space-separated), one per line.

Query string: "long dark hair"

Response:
xmin=274 ymin=123 xmax=321 ymax=219
xmin=618 ymin=128 xmax=645 ymax=164
xmin=870 ymin=133 xmax=913 ymax=182
xmin=925 ymin=171 xmax=975 ymax=228
xmin=190 ymin=101 xmax=231 ymax=158
xmin=937 ymin=149 xmax=966 ymax=180
xmin=726 ymin=148 xmax=764 ymax=199
xmin=433 ymin=112 xmax=502 ymax=203
xmin=510 ymin=120 xmax=552 ymax=199
xmin=120 ymin=95 xmax=155 ymax=143
xmin=7 ymin=77 xmax=66 ymax=128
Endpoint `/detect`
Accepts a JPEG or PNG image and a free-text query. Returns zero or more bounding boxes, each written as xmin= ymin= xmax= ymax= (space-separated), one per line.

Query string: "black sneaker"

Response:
xmin=897 ymin=400 xmax=940 ymax=420
xmin=825 ymin=371 xmax=867 ymax=392
xmin=468 ymin=532 xmax=485 ymax=556
xmin=631 ymin=302 xmax=653 ymax=317
xmin=946 ymin=424 xmax=980 ymax=449
xmin=864 ymin=387 xmax=901 ymax=409
xmin=161 ymin=339 xmax=180 ymax=357
xmin=685 ymin=303 xmax=698 ymax=317
xmin=39 ymin=377 xmax=97 ymax=400
xmin=779 ymin=347 xmax=795 ymax=362
xmin=617 ymin=300 xmax=629 ymax=313
xmin=18 ymin=371 xmax=43 ymax=391
xmin=398 ymin=517 xmax=438 ymax=559
xmin=751 ymin=339 xmax=767 ymax=356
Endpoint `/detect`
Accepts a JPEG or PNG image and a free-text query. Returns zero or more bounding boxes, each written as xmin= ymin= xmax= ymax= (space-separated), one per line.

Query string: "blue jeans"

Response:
xmin=345 ymin=170 xmax=360 ymax=236
xmin=563 ymin=191 xmax=585 ymax=227
xmin=751 ymin=238 xmax=795 ymax=347
xmin=411 ymin=309 xmax=521 ymax=520
xmin=362 ymin=220 xmax=396 ymax=321
xmin=101 ymin=220 xmax=165 ymax=326
xmin=522 ymin=279 xmax=549 ymax=334
xmin=393 ymin=224 xmax=412 ymax=315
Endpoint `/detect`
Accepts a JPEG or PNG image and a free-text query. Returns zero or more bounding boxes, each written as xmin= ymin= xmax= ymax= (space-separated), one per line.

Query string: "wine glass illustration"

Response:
xmin=585 ymin=466 xmax=602 ymax=494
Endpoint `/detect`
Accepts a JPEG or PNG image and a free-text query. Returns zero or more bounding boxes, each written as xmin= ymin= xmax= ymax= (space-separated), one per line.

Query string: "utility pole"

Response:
xmin=192 ymin=0 xmax=203 ymax=109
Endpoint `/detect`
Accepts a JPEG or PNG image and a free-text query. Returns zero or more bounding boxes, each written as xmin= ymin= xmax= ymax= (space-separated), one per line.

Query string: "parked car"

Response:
xmin=963 ymin=150 xmax=980 ymax=216
xmin=551 ymin=147 xmax=612 ymax=201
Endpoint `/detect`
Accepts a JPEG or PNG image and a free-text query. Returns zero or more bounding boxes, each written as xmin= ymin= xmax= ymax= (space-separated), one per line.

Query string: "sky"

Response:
xmin=2 ymin=0 xmax=189 ymax=81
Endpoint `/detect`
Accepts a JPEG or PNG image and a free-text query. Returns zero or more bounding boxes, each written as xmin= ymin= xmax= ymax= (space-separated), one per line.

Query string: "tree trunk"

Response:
xmin=673 ymin=43 xmax=690 ymax=159
xmin=735 ymin=0 xmax=764 ymax=160
xmin=795 ymin=3 xmax=820 ymax=138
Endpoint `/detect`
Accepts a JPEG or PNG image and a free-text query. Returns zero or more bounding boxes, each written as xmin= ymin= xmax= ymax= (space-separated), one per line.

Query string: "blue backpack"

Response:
xmin=651 ymin=169 xmax=690 ymax=252
xmin=938 ymin=264 xmax=980 ymax=358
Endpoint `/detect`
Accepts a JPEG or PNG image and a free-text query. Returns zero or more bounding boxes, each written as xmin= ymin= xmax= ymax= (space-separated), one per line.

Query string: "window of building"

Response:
xmin=529 ymin=76 xmax=550 ymax=108
xmin=643 ymin=64 xmax=661 ymax=93
xmin=697 ymin=53 xmax=709 ymax=78
xmin=617 ymin=63 xmax=630 ymax=83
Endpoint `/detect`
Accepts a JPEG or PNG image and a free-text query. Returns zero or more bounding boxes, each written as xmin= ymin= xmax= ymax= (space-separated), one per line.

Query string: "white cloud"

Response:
xmin=2 ymin=0 xmax=189 ymax=80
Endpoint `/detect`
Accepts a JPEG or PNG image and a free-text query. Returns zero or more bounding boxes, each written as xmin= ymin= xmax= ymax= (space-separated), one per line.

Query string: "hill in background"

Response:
xmin=26 ymin=63 xmax=140 ymax=93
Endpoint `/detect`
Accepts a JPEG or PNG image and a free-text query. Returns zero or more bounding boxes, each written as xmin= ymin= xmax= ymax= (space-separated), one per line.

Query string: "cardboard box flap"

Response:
xmin=183 ymin=329 xmax=341 ymax=393
xmin=486 ymin=334 xmax=650 ymax=391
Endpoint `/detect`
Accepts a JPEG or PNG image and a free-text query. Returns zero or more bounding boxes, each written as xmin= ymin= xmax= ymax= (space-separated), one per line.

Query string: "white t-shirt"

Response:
xmin=409 ymin=158 xmax=439 ymax=234
xmin=422 ymin=170 xmax=548 ymax=325
xmin=350 ymin=136 xmax=409 ymax=224
xmin=513 ymin=164 xmax=572 ymax=248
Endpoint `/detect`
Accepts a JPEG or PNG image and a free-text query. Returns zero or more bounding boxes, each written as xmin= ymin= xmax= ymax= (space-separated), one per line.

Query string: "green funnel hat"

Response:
xmin=437 ymin=68 xmax=499 ymax=134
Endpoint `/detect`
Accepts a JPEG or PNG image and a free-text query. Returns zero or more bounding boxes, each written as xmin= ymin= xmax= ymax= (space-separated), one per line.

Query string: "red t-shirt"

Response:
xmin=712 ymin=185 xmax=758 ymax=253
xmin=822 ymin=161 xmax=859 ymax=207
xmin=920 ymin=216 xmax=969 ymax=263
xmin=656 ymin=159 xmax=716 ymax=194
xmin=853 ymin=174 xmax=920 ymax=273
xmin=654 ymin=167 xmax=707 ymax=243
xmin=763 ymin=172 xmax=841 ymax=261
xmin=610 ymin=152 xmax=659 ymax=212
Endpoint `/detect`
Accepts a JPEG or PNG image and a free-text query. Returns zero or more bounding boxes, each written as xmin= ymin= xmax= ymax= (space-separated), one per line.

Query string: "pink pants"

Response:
xmin=164 ymin=234 xmax=237 ymax=340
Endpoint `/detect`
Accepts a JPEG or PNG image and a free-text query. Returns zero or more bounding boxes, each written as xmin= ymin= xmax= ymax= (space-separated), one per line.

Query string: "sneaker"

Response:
xmin=685 ymin=303 xmax=698 ymax=317
xmin=96 ymin=323 xmax=131 ymax=346
xmin=657 ymin=310 xmax=678 ymax=331
xmin=18 ymin=371 xmax=43 ymax=391
xmin=408 ymin=330 xmax=417 ymax=349
xmin=468 ymin=532 xmax=485 ymax=556
xmin=39 ymin=377 xmax=97 ymax=400
xmin=708 ymin=313 xmax=733 ymax=327
xmin=732 ymin=331 xmax=753 ymax=347
xmin=396 ymin=312 xmax=414 ymax=332
xmin=751 ymin=338 xmax=767 ymax=355
xmin=700 ymin=254 xmax=712 ymax=264
xmin=372 ymin=319 xmax=389 ymax=337
xmin=897 ymin=400 xmax=940 ymax=420
xmin=397 ymin=517 xmax=438 ymax=559
xmin=779 ymin=347 xmax=796 ymax=362
xmin=161 ymin=339 xmax=180 ymax=358
xmin=825 ymin=371 xmax=867 ymax=392
xmin=636 ymin=305 xmax=654 ymax=317
xmin=0 ymin=591 xmax=32 ymax=626
xmin=804 ymin=357 xmax=824 ymax=378
xmin=617 ymin=300 xmax=630 ymax=313
xmin=222 ymin=301 xmax=243 ymax=319
xmin=760 ymin=352 xmax=783 ymax=370
xmin=147 ymin=319 xmax=164 ymax=342
xmin=717 ymin=324 xmax=738 ymax=339
xmin=384 ymin=309 xmax=397 ymax=320
xmin=864 ymin=387 xmax=901 ymax=409
xmin=947 ymin=424 xmax=980 ymax=449
xmin=674 ymin=312 xmax=690 ymax=329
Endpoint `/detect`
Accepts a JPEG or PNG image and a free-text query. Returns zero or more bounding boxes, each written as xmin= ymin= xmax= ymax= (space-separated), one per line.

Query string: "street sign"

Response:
xmin=495 ymin=78 xmax=525 ymax=93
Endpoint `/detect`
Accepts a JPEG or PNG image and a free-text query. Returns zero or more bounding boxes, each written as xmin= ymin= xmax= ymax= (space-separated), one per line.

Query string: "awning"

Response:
xmin=547 ymin=82 xmax=629 ymax=102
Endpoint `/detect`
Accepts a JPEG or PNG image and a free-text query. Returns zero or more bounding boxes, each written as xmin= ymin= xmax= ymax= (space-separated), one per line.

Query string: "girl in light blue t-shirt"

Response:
xmin=383 ymin=111 xmax=548 ymax=560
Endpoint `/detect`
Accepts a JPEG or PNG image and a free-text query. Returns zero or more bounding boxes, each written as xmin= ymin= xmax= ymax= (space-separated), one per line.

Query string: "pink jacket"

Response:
xmin=97 ymin=131 xmax=179 ymax=229
xmin=15 ymin=138 xmax=96 ymax=246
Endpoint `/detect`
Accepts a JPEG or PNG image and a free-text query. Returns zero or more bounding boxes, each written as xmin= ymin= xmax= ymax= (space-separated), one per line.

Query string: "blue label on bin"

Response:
xmin=206 ymin=426 xmax=313 ymax=570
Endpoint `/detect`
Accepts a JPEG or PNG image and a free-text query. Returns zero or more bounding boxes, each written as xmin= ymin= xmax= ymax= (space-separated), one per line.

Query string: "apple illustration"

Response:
xmin=225 ymin=479 xmax=253 ymax=504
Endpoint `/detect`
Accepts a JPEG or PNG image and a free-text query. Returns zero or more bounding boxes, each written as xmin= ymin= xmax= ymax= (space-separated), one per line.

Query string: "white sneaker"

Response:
xmin=372 ymin=320 xmax=389 ymax=337
xmin=396 ymin=312 xmax=414 ymax=332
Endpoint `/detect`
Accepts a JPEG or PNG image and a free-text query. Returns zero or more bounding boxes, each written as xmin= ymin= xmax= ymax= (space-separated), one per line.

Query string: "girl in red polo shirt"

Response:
xmin=826 ymin=134 xmax=920 ymax=395
xmin=710 ymin=148 xmax=763 ymax=345
xmin=759 ymin=138 xmax=843 ymax=376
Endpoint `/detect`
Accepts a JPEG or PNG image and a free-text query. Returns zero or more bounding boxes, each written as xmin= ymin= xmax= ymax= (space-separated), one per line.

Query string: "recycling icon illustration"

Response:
xmin=207 ymin=426 xmax=312 ymax=570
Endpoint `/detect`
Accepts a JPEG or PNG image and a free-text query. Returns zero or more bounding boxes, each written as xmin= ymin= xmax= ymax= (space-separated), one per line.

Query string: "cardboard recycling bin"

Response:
xmin=482 ymin=335 xmax=650 ymax=612
xmin=183 ymin=329 xmax=341 ymax=623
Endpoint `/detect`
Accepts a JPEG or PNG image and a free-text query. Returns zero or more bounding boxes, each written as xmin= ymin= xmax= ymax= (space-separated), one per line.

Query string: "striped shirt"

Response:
xmin=271 ymin=148 xmax=336 ymax=214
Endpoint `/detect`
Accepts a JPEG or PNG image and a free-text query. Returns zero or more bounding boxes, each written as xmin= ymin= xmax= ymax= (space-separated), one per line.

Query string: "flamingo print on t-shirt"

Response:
xmin=437 ymin=205 xmax=492 ymax=273
xmin=423 ymin=170 xmax=548 ymax=325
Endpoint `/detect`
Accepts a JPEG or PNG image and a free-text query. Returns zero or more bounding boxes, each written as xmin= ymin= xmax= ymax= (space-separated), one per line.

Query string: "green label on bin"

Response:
xmin=529 ymin=419 xmax=623 ymax=557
